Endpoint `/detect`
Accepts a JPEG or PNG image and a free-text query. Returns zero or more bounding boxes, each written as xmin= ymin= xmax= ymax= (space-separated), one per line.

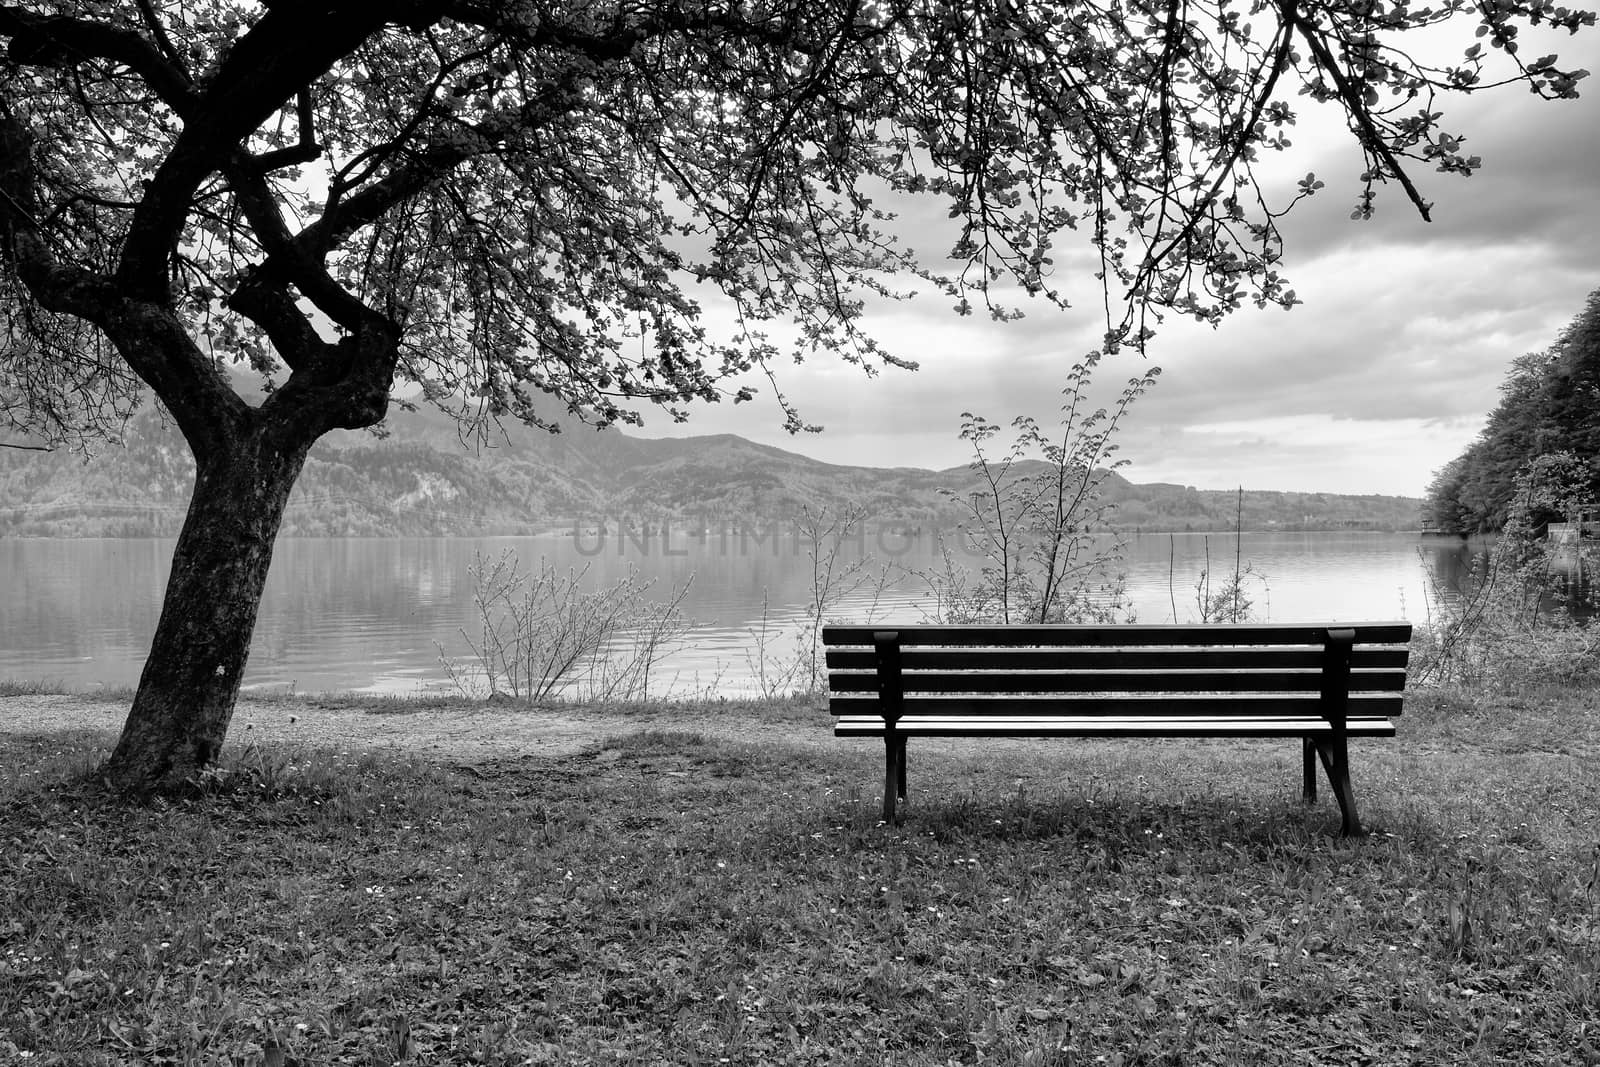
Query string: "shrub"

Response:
xmin=1416 ymin=451 xmax=1600 ymax=688
xmin=913 ymin=356 xmax=1158 ymax=624
xmin=439 ymin=550 xmax=692 ymax=704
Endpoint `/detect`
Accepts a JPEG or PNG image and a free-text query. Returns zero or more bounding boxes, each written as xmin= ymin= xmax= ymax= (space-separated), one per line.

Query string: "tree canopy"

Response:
xmin=1426 ymin=288 xmax=1600 ymax=534
xmin=0 ymin=0 xmax=1590 ymax=791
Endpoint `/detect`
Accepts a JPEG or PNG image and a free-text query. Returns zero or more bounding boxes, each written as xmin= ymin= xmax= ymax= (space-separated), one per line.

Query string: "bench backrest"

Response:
xmin=822 ymin=622 xmax=1413 ymax=721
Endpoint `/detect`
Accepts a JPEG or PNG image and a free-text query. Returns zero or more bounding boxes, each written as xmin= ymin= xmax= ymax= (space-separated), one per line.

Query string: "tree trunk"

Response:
xmin=102 ymin=417 xmax=312 ymax=794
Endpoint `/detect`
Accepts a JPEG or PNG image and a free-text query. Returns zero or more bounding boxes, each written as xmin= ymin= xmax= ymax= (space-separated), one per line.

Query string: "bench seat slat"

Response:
xmin=823 ymin=622 xmax=1413 ymax=648
xmin=826 ymin=668 xmax=1408 ymax=694
xmin=833 ymin=715 xmax=1397 ymax=738
xmin=829 ymin=693 xmax=1403 ymax=717
xmin=824 ymin=647 xmax=1411 ymax=670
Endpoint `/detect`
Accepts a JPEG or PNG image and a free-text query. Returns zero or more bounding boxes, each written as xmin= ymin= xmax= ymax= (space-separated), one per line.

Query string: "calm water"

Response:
xmin=0 ymin=531 xmax=1466 ymax=697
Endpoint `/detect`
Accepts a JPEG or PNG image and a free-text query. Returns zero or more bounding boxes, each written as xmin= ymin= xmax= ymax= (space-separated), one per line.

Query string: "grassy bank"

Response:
xmin=2 ymin=688 xmax=1598 ymax=1065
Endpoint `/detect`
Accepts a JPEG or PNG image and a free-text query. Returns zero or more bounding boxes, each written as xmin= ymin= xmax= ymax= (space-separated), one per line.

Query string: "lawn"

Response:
xmin=2 ymin=686 xmax=1598 ymax=1065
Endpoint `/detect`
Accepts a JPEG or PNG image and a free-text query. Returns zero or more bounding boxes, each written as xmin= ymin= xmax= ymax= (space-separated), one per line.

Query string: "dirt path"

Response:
xmin=0 ymin=694 xmax=840 ymax=761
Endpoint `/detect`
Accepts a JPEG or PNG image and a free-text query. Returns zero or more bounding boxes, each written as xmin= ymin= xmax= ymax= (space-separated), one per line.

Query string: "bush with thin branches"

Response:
xmin=440 ymin=550 xmax=693 ymax=704
xmin=1416 ymin=451 xmax=1600 ymax=688
xmin=915 ymin=357 xmax=1158 ymax=624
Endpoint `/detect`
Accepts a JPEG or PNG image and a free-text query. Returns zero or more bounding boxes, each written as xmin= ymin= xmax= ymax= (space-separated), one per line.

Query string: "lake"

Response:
xmin=0 ymin=530 xmax=1469 ymax=697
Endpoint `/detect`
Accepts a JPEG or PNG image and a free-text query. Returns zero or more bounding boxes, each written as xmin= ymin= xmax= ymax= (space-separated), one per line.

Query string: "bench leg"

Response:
xmin=882 ymin=735 xmax=907 ymax=824
xmin=1313 ymin=736 xmax=1366 ymax=838
xmin=897 ymin=741 xmax=908 ymax=803
xmin=1302 ymin=739 xmax=1318 ymax=804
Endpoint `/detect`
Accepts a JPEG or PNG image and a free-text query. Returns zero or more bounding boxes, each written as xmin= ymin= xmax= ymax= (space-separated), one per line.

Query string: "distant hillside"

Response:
xmin=0 ymin=396 xmax=1421 ymax=536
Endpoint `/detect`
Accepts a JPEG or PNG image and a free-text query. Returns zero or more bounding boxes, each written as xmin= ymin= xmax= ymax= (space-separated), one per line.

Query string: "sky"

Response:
xmin=633 ymin=24 xmax=1600 ymax=499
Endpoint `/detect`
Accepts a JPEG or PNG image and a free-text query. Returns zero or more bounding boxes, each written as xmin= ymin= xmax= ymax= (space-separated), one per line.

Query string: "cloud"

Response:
xmin=634 ymin=36 xmax=1600 ymax=499
xmin=638 ymin=236 xmax=1600 ymax=495
xmin=1259 ymin=46 xmax=1600 ymax=264
xmin=1117 ymin=413 xmax=1484 ymax=495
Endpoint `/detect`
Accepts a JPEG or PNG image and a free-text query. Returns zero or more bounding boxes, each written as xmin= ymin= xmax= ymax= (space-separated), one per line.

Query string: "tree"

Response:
xmin=1427 ymin=288 xmax=1600 ymax=533
xmin=1424 ymin=451 xmax=1473 ymax=532
xmin=1456 ymin=350 xmax=1557 ymax=530
xmin=1539 ymin=290 xmax=1600 ymax=497
xmin=0 ymin=1 xmax=1590 ymax=793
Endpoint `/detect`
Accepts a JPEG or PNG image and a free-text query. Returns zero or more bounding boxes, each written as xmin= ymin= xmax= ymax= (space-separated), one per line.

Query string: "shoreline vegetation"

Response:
xmin=3 ymin=676 xmax=1598 ymax=1065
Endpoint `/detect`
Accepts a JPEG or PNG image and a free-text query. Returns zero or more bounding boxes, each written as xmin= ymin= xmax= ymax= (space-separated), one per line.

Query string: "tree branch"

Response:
xmin=0 ymin=110 xmax=119 ymax=323
xmin=114 ymin=5 xmax=390 ymax=299
xmin=0 ymin=110 xmax=245 ymax=447
xmin=1138 ymin=11 xmax=1298 ymax=279
xmin=0 ymin=5 xmax=197 ymax=115
xmin=301 ymin=80 xmax=585 ymax=262
xmin=132 ymin=0 xmax=190 ymax=85
xmin=251 ymin=89 xmax=321 ymax=172
xmin=1286 ymin=5 xmax=1433 ymax=220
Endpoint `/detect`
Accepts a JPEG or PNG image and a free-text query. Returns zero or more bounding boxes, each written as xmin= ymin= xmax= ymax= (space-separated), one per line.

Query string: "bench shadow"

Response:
xmin=863 ymin=786 xmax=1453 ymax=861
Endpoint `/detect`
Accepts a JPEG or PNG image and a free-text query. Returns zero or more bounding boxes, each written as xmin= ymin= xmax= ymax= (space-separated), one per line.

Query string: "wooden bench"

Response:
xmin=823 ymin=622 xmax=1412 ymax=837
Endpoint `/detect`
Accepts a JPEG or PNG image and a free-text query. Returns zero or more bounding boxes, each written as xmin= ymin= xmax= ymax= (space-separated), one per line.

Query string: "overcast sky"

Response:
xmin=633 ymin=29 xmax=1600 ymax=499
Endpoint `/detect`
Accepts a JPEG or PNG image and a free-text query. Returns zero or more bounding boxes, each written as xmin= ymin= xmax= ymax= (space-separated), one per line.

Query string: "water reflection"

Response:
xmin=1414 ymin=536 xmax=1595 ymax=619
xmin=2 ymin=531 xmax=1463 ymax=696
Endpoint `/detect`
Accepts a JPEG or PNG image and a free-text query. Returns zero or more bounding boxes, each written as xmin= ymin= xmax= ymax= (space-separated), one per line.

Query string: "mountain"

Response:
xmin=0 ymin=395 xmax=1421 ymax=537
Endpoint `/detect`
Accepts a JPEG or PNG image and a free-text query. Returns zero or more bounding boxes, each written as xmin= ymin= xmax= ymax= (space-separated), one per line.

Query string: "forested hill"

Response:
xmin=1 ymin=397 xmax=1420 ymax=537
xmin=1425 ymin=288 xmax=1600 ymax=534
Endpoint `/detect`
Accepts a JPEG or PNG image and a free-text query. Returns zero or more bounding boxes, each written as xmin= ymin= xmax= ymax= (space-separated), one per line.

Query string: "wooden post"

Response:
xmin=1319 ymin=628 xmax=1364 ymax=837
xmin=873 ymin=631 xmax=904 ymax=824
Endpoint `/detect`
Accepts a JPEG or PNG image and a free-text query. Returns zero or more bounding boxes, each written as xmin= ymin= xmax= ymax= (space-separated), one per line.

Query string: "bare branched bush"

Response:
xmin=439 ymin=550 xmax=693 ymax=704
xmin=1188 ymin=526 xmax=1269 ymax=624
xmin=913 ymin=357 xmax=1157 ymax=624
xmin=797 ymin=505 xmax=893 ymax=687
xmin=582 ymin=577 xmax=696 ymax=703
xmin=743 ymin=592 xmax=806 ymax=701
xmin=744 ymin=505 xmax=893 ymax=696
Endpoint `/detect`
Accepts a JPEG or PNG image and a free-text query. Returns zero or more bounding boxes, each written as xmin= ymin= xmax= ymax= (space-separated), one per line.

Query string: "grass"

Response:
xmin=2 ymin=688 xmax=1598 ymax=1065
xmin=1 ymin=679 xmax=826 ymax=724
xmin=0 ymin=679 xmax=134 ymax=702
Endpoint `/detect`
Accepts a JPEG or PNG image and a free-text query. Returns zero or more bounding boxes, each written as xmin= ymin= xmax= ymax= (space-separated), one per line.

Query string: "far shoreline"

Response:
xmin=0 ymin=524 xmax=1436 ymax=542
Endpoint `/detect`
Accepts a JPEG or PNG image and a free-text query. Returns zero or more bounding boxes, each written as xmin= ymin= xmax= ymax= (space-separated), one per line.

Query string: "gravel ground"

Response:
xmin=0 ymin=693 xmax=841 ymax=762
